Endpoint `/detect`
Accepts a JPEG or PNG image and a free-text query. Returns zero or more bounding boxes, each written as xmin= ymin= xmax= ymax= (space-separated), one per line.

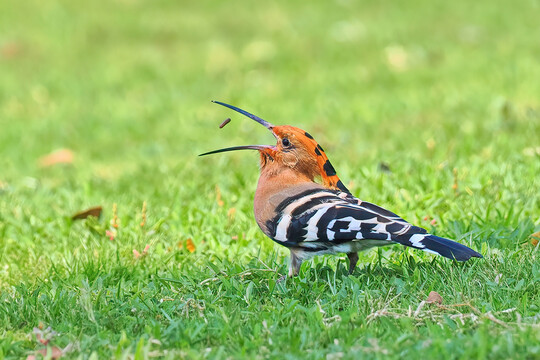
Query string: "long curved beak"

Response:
xmin=199 ymin=101 xmax=276 ymax=156
xmin=199 ymin=145 xmax=275 ymax=156
xmin=212 ymin=101 xmax=274 ymax=129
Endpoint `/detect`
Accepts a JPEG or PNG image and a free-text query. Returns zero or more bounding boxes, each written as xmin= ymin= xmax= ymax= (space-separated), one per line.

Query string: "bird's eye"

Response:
xmin=282 ymin=138 xmax=290 ymax=147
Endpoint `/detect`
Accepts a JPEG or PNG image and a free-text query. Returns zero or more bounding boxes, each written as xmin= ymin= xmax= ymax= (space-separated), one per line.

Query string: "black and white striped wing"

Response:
xmin=267 ymin=190 xmax=482 ymax=261
xmin=279 ymin=202 xmax=421 ymax=245
xmin=267 ymin=189 xmax=416 ymax=245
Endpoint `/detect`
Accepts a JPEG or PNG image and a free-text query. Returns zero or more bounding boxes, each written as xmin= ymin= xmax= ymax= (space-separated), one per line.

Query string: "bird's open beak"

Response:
xmin=199 ymin=101 xmax=277 ymax=157
xmin=199 ymin=144 xmax=275 ymax=156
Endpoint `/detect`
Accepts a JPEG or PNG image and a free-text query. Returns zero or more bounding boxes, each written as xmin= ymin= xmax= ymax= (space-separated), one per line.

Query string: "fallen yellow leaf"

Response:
xmin=38 ymin=149 xmax=74 ymax=167
xmin=186 ymin=238 xmax=196 ymax=253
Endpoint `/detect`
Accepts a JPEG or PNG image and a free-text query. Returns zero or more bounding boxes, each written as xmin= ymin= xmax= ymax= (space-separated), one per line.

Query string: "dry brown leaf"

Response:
xmin=27 ymin=346 xmax=63 ymax=360
xmin=186 ymin=238 xmax=196 ymax=253
xmin=531 ymin=231 xmax=540 ymax=246
xmin=38 ymin=149 xmax=74 ymax=167
xmin=426 ymin=291 xmax=443 ymax=305
xmin=71 ymin=206 xmax=102 ymax=220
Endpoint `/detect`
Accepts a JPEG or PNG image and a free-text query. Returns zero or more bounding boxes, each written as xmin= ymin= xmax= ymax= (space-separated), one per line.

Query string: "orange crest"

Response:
xmin=271 ymin=125 xmax=350 ymax=194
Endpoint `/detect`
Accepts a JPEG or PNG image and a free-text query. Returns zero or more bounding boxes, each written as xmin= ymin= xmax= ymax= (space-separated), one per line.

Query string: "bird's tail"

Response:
xmin=395 ymin=231 xmax=482 ymax=261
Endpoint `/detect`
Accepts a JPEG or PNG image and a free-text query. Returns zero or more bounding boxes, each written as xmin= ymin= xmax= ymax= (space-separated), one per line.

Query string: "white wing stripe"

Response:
xmin=304 ymin=204 xmax=333 ymax=241
xmin=409 ymin=234 xmax=426 ymax=248
xmin=274 ymin=214 xmax=292 ymax=242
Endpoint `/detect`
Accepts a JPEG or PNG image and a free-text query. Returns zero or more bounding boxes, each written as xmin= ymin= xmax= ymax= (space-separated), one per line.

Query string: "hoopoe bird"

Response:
xmin=201 ymin=101 xmax=482 ymax=277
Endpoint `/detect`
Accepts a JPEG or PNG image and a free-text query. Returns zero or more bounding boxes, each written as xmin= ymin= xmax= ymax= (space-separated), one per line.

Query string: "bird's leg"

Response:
xmin=277 ymin=250 xmax=303 ymax=282
xmin=347 ymin=252 xmax=359 ymax=275
xmin=288 ymin=250 xmax=302 ymax=277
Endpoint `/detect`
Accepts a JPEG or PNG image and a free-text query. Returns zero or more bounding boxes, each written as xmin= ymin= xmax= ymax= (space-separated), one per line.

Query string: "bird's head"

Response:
xmin=200 ymin=101 xmax=350 ymax=193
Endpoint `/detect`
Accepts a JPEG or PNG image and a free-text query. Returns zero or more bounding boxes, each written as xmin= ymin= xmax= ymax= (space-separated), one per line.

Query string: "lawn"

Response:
xmin=0 ymin=0 xmax=539 ymax=358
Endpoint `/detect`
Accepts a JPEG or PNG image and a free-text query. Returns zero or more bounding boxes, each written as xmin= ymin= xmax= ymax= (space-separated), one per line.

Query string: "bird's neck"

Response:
xmin=259 ymin=164 xmax=313 ymax=186
xmin=254 ymin=165 xmax=313 ymax=210
xmin=253 ymin=165 xmax=325 ymax=235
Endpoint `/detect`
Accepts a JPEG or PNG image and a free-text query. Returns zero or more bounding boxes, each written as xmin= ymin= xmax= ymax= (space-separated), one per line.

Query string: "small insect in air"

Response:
xmin=219 ymin=118 xmax=231 ymax=129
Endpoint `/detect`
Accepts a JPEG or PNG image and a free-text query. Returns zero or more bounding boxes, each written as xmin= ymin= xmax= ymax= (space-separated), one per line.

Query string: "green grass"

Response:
xmin=1 ymin=0 xmax=539 ymax=358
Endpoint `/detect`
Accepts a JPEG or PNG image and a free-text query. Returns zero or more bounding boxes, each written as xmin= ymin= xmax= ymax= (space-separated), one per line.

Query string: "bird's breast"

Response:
xmin=253 ymin=181 xmax=328 ymax=238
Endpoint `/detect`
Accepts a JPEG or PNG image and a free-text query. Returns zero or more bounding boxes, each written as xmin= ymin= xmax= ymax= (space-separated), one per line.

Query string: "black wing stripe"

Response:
xmin=386 ymin=222 xmax=407 ymax=233
xmin=316 ymin=207 xmax=339 ymax=240
xmin=286 ymin=211 xmax=311 ymax=241
xmin=273 ymin=188 xmax=329 ymax=215
xmin=359 ymin=201 xmax=408 ymax=222
xmin=290 ymin=196 xmax=344 ymax=218
xmin=329 ymin=220 xmax=352 ymax=231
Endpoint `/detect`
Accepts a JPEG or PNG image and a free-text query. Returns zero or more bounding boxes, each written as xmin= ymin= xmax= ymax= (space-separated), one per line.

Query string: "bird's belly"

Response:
xmin=292 ymin=239 xmax=392 ymax=261
xmin=348 ymin=240 xmax=392 ymax=252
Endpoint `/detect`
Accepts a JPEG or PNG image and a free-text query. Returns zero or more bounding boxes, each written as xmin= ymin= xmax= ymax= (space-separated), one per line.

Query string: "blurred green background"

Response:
xmin=0 ymin=0 xmax=539 ymax=358
xmin=1 ymin=0 xmax=539 ymax=174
